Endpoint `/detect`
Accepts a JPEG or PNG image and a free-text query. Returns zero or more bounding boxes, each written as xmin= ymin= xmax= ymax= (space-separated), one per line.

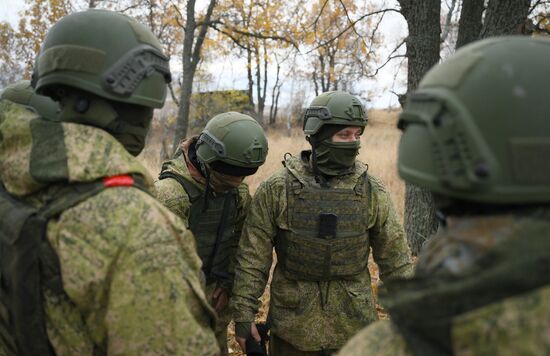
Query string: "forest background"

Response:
xmin=1 ymin=1 xmax=550 ymax=353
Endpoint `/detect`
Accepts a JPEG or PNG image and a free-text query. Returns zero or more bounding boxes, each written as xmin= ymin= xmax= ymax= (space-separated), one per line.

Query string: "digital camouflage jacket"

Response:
xmin=338 ymin=209 xmax=550 ymax=356
xmin=232 ymin=152 xmax=413 ymax=351
xmin=154 ymin=143 xmax=252 ymax=292
xmin=0 ymin=100 xmax=219 ymax=356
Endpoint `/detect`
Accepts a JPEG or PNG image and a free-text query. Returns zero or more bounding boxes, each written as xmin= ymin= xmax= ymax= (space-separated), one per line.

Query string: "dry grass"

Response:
xmin=241 ymin=109 xmax=404 ymax=220
xmin=139 ymin=109 xmax=404 ymax=354
xmin=140 ymin=110 xmax=403 ymax=214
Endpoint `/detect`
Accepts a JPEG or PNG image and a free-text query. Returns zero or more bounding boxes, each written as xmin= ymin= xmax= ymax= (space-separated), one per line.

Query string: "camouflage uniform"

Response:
xmin=154 ymin=139 xmax=252 ymax=353
xmin=338 ymin=211 xmax=550 ymax=356
xmin=232 ymin=152 xmax=413 ymax=354
xmin=0 ymin=99 xmax=219 ymax=355
xmin=339 ymin=37 xmax=550 ymax=356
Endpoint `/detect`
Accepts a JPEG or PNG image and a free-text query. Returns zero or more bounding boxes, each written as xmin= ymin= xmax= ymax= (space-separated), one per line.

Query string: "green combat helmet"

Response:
xmin=34 ymin=9 xmax=170 ymax=108
xmin=0 ymin=80 xmax=59 ymax=120
xmin=303 ymin=91 xmax=368 ymax=136
xmin=196 ymin=112 xmax=268 ymax=175
xmin=398 ymin=36 xmax=550 ymax=204
xmin=302 ymin=91 xmax=368 ymax=181
xmin=32 ymin=9 xmax=171 ymax=155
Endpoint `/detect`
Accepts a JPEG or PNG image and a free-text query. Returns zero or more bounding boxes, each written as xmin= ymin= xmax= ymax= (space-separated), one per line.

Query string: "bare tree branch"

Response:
xmin=311 ymin=0 xmax=330 ymax=31
xmin=210 ymin=20 xmax=297 ymax=48
xmin=441 ymin=0 xmax=458 ymax=43
xmin=337 ymin=0 xmax=370 ymax=57
xmin=209 ymin=24 xmax=250 ymax=50
xmin=364 ymin=9 xmax=389 ymax=64
xmin=191 ymin=0 xmax=216 ymax=61
xmin=366 ymin=53 xmax=406 ymax=78
xmin=170 ymin=1 xmax=185 ymax=28
xmin=115 ymin=3 xmax=143 ymax=13
xmin=168 ymin=82 xmax=180 ymax=106
xmin=304 ymin=8 xmax=401 ymax=54
xmin=529 ymin=0 xmax=550 ymax=14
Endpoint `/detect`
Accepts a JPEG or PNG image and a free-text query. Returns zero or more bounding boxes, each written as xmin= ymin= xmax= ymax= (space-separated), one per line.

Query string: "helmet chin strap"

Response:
xmin=199 ymin=160 xmax=211 ymax=212
xmin=307 ymin=135 xmax=329 ymax=188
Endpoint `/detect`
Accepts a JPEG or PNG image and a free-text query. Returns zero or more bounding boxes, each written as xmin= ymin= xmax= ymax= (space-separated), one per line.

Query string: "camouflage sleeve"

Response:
xmin=231 ymin=176 xmax=283 ymax=323
xmin=153 ymin=177 xmax=191 ymax=225
xmin=368 ymin=176 xmax=414 ymax=281
xmin=219 ymin=182 xmax=252 ymax=292
xmin=47 ymin=188 xmax=219 ymax=355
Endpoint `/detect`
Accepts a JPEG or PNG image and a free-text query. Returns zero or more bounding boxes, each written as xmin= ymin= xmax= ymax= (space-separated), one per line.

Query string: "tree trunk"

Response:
xmin=246 ymin=47 xmax=255 ymax=110
xmin=441 ymin=0 xmax=458 ymax=43
xmin=269 ymin=63 xmax=281 ymax=126
xmin=456 ymin=0 xmax=484 ymax=49
xmin=319 ymin=53 xmax=328 ymax=92
xmin=399 ymin=0 xmax=441 ymax=93
xmin=399 ymin=0 xmax=441 ymax=255
xmin=328 ymin=49 xmax=336 ymax=91
xmin=260 ymin=41 xmax=268 ymax=123
xmin=172 ymin=0 xmax=217 ymax=155
xmin=175 ymin=66 xmax=194 ymax=151
xmin=254 ymin=43 xmax=263 ymax=123
xmin=312 ymin=71 xmax=319 ymax=96
xmin=481 ymin=0 xmax=531 ymax=38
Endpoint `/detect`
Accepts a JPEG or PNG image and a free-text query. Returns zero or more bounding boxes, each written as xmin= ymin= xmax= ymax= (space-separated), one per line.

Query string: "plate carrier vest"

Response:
xmin=276 ymin=168 xmax=371 ymax=281
xmin=158 ymin=170 xmax=238 ymax=284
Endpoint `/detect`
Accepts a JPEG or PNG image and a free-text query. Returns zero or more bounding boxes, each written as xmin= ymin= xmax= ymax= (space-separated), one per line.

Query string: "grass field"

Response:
xmin=138 ymin=109 xmax=404 ymax=354
xmin=140 ymin=109 xmax=404 ymax=218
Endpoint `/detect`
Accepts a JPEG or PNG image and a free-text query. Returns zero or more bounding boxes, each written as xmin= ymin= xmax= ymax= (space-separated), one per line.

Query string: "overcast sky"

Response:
xmin=0 ymin=0 xmax=24 ymax=25
xmin=0 ymin=0 xmax=408 ymax=109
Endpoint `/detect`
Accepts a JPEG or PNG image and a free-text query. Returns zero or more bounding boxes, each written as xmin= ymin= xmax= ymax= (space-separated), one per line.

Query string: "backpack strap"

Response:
xmin=0 ymin=183 xmax=54 ymax=356
xmin=40 ymin=174 xmax=149 ymax=220
xmin=158 ymin=170 xmax=202 ymax=202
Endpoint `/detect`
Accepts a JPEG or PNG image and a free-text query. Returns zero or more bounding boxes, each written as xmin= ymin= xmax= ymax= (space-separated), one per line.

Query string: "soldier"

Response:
xmin=155 ymin=112 xmax=268 ymax=354
xmin=232 ymin=91 xmax=413 ymax=355
xmin=0 ymin=9 xmax=219 ymax=355
xmin=338 ymin=36 xmax=550 ymax=355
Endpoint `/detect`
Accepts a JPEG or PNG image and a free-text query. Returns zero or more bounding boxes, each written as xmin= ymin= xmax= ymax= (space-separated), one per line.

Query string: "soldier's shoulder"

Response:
xmin=47 ymin=185 xmax=199 ymax=276
xmin=451 ymin=284 xmax=550 ymax=355
xmin=159 ymin=156 xmax=192 ymax=180
xmin=0 ymin=98 xmax=38 ymax=124
xmin=338 ymin=320 xmax=411 ymax=356
xmin=58 ymin=185 xmax=186 ymax=242
xmin=366 ymin=173 xmax=388 ymax=194
xmin=258 ymin=166 xmax=288 ymax=191
xmin=237 ymin=180 xmax=250 ymax=196
xmin=154 ymin=173 xmax=190 ymax=202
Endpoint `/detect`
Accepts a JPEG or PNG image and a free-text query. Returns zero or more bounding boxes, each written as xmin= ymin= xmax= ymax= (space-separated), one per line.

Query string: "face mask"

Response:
xmin=110 ymin=131 xmax=147 ymax=156
xmin=110 ymin=102 xmax=152 ymax=157
xmin=314 ymin=140 xmax=360 ymax=176
xmin=208 ymin=168 xmax=244 ymax=193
